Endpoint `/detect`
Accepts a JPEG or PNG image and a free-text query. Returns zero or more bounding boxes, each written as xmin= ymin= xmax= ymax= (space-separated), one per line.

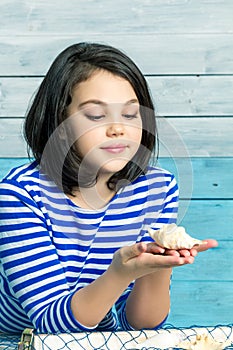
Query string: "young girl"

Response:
xmin=0 ymin=42 xmax=217 ymax=334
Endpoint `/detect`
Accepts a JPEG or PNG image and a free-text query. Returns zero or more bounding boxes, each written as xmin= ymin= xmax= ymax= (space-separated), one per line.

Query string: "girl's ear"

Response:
xmin=58 ymin=125 xmax=67 ymax=140
xmin=58 ymin=105 xmax=70 ymax=140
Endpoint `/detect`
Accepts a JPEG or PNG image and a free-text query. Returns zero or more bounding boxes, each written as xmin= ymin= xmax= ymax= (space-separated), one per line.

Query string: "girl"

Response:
xmin=0 ymin=42 xmax=217 ymax=333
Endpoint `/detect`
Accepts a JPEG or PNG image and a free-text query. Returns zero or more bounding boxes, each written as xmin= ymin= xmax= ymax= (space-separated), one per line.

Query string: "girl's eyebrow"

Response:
xmin=78 ymin=98 xmax=139 ymax=109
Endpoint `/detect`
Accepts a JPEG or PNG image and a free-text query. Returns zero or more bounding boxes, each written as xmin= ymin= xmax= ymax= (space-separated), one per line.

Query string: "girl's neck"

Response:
xmin=68 ymin=175 xmax=116 ymax=210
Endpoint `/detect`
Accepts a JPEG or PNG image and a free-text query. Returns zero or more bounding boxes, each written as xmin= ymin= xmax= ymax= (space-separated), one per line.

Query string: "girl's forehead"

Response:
xmin=71 ymin=70 xmax=138 ymax=106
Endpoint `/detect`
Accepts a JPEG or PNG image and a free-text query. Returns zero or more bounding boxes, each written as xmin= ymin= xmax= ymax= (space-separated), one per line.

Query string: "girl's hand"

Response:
xmin=110 ymin=242 xmax=195 ymax=282
xmin=164 ymin=238 xmax=218 ymax=258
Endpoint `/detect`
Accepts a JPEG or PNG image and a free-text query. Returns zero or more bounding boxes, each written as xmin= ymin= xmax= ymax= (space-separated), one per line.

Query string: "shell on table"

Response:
xmin=148 ymin=223 xmax=206 ymax=250
xmin=178 ymin=333 xmax=231 ymax=350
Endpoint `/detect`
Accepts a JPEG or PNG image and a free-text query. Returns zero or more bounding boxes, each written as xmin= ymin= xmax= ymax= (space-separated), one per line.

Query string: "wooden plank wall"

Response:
xmin=0 ymin=0 xmax=233 ymax=328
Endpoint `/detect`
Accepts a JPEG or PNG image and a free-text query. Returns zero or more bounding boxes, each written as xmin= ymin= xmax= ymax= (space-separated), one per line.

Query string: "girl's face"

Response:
xmin=66 ymin=70 xmax=142 ymax=177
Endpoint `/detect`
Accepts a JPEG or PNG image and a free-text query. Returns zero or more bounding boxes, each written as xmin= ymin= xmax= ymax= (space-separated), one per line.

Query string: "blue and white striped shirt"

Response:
xmin=0 ymin=161 xmax=178 ymax=333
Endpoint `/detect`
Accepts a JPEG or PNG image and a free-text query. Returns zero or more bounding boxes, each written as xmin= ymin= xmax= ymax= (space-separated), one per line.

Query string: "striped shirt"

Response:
xmin=0 ymin=161 xmax=179 ymax=333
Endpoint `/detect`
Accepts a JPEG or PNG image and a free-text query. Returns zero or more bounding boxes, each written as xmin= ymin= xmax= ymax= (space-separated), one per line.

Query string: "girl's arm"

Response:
xmin=124 ymin=239 xmax=218 ymax=330
xmin=125 ymin=268 xmax=172 ymax=329
xmin=70 ymin=242 xmax=195 ymax=328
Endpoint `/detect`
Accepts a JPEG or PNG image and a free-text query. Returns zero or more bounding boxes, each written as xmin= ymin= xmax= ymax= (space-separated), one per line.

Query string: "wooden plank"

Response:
xmin=0 ymin=117 xmax=232 ymax=157
xmin=158 ymin=158 xmax=233 ymax=199
xmin=168 ymin=281 xmax=233 ymax=327
xmin=1 ymin=0 xmax=233 ymax=35
xmin=172 ymin=241 xmax=233 ymax=281
xmin=0 ymin=34 xmax=233 ymax=75
xmin=157 ymin=117 xmax=233 ymax=157
xmin=0 ymin=158 xmax=29 ymax=180
xmin=0 ymin=78 xmax=41 ymax=117
xmin=1 ymin=76 xmax=233 ymax=117
xmin=0 ymin=119 xmax=26 ymax=157
xmin=178 ymin=199 xmax=233 ymax=239
xmin=148 ymin=76 xmax=233 ymax=116
xmin=1 ymin=158 xmax=232 ymax=199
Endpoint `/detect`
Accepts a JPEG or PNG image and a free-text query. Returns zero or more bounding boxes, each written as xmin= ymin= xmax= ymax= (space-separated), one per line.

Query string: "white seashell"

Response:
xmin=148 ymin=223 xmax=206 ymax=249
xmin=178 ymin=333 xmax=232 ymax=349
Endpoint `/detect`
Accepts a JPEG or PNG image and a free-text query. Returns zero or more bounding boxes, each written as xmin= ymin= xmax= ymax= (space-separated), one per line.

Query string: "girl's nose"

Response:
xmin=106 ymin=123 xmax=125 ymax=137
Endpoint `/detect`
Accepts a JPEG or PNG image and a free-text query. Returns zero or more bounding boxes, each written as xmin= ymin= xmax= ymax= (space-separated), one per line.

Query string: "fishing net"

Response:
xmin=0 ymin=333 xmax=21 ymax=350
xmin=1 ymin=323 xmax=231 ymax=350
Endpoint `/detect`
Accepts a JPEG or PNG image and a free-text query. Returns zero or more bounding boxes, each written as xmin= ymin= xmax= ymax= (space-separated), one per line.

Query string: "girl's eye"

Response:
xmin=122 ymin=114 xmax=138 ymax=120
xmin=85 ymin=114 xmax=105 ymax=121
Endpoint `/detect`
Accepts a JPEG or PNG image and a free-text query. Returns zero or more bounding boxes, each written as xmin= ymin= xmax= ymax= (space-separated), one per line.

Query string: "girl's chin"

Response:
xmin=99 ymin=160 xmax=129 ymax=174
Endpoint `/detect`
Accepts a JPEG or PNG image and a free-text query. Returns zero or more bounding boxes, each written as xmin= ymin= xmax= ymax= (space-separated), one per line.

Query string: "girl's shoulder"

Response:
xmin=146 ymin=165 xmax=174 ymax=177
xmin=128 ymin=166 xmax=177 ymax=195
xmin=137 ymin=165 xmax=176 ymax=184
xmin=0 ymin=160 xmax=43 ymax=204
xmin=1 ymin=160 xmax=40 ymax=184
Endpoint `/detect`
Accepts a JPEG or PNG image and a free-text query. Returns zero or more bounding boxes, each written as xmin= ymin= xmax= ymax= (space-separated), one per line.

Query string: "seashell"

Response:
xmin=178 ymin=333 xmax=232 ymax=349
xmin=148 ymin=223 xmax=206 ymax=249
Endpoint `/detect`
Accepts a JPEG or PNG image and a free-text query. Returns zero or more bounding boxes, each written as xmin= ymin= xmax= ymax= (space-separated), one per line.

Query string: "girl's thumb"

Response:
xmin=125 ymin=242 xmax=146 ymax=260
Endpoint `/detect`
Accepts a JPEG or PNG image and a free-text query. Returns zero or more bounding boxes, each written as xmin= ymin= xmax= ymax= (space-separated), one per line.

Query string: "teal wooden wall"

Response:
xmin=0 ymin=0 xmax=233 ymax=328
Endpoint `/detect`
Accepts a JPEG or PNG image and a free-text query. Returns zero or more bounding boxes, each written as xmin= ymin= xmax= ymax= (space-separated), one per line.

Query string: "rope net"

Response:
xmin=1 ymin=324 xmax=233 ymax=349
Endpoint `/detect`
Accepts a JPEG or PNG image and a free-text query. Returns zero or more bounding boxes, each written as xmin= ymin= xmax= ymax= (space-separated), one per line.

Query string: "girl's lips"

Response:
xmin=101 ymin=144 xmax=128 ymax=154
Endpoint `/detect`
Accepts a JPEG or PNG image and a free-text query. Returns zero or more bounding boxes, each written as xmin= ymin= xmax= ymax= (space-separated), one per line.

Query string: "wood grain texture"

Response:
xmin=168 ymin=281 xmax=233 ymax=326
xmin=157 ymin=117 xmax=233 ymax=157
xmin=158 ymin=157 xmax=233 ymax=199
xmin=172 ymin=241 xmax=233 ymax=281
xmin=148 ymin=76 xmax=233 ymax=116
xmin=0 ymin=34 xmax=233 ymax=75
xmin=1 ymin=0 xmax=233 ymax=34
xmin=0 ymin=117 xmax=232 ymax=157
xmin=178 ymin=200 xmax=233 ymax=240
xmin=0 ymin=158 xmax=29 ymax=180
xmin=0 ymin=119 xmax=25 ymax=157
xmin=0 ymin=158 xmax=232 ymax=199
xmin=1 ymin=76 xmax=233 ymax=117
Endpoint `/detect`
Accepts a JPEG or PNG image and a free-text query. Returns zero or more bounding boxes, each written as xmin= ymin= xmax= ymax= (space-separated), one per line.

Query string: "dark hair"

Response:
xmin=24 ymin=42 xmax=157 ymax=195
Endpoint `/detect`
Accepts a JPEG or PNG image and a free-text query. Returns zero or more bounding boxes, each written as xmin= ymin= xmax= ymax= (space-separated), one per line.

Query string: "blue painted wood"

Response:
xmin=158 ymin=157 xmax=233 ymax=199
xmin=179 ymin=200 xmax=233 ymax=240
xmin=172 ymin=241 xmax=233 ymax=281
xmin=0 ymin=158 xmax=29 ymax=180
xmin=1 ymin=158 xmax=232 ymax=199
xmin=168 ymin=280 xmax=233 ymax=327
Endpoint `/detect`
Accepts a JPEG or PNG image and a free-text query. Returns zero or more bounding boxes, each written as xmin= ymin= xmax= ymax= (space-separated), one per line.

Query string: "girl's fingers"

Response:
xmin=153 ymin=254 xmax=195 ymax=267
xmin=177 ymin=249 xmax=191 ymax=257
xmin=162 ymin=239 xmax=218 ymax=256
xmin=164 ymin=249 xmax=180 ymax=256
xmin=146 ymin=243 xmax=165 ymax=254
xmin=195 ymin=239 xmax=218 ymax=252
xmin=120 ymin=242 xmax=147 ymax=262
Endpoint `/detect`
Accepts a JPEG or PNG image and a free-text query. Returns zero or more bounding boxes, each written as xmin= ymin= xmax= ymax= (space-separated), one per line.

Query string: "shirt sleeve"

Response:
xmin=0 ymin=179 xmax=99 ymax=333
